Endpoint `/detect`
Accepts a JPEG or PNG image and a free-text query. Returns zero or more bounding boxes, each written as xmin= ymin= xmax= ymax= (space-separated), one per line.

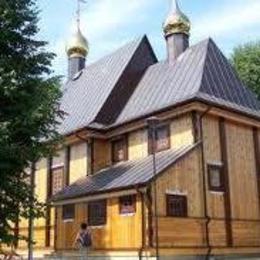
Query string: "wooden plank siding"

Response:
xmin=55 ymin=196 xmax=143 ymax=250
xmin=15 ymin=111 xmax=260 ymax=256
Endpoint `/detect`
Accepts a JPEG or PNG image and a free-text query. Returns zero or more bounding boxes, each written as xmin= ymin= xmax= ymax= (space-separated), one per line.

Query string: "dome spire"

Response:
xmin=163 ymin=0 xmax=191 ymax=63
xmin=163 ymin=0 xmax=191 ymax=37
xmin=66 ymin=0 xmax=89 ymax=79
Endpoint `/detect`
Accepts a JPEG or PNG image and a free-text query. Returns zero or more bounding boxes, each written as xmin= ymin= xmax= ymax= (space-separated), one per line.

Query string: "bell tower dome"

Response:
xmin=66 ymin=0 xmax=89 ymax=79
xmin=163 ymin=0 xmax=191 ymax=63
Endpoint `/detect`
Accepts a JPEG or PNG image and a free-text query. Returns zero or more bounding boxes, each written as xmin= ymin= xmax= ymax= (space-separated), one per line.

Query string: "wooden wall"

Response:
xmin=56 ymin=196 xmax=142 ymax=250
xmin=225 ymin=122 xmax=260 ymax=220
xmin=70 ymin=142 xmax=87 ymax=184
xmin=170 ymin=114 xmax=194 ymax=149
xmin=153 ymin=149 xmax=206 ymax=247
xmin=128 ymin=129 xmax=148 ymax=160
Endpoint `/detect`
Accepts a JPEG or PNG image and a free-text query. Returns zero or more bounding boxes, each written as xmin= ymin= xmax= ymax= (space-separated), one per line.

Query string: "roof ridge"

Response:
xmin=197 ymin=38 xmax=260 ymax=111
xmin=83 ymin=35 xmax=147 ymax=70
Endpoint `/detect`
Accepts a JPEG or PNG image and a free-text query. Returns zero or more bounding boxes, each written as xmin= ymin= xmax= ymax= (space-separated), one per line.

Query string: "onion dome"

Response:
xmin=163 ymin=0 xmax=191 ymax=37
xmin=66 ymin=27 xmax=89 ymax=58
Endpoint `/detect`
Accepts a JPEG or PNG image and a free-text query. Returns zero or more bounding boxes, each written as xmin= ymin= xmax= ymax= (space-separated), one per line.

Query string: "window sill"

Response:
xmin=119 ymin=213 xmax=135 ymax=217
xmin=209 ymin=190 xmax=225 ymax=195
xmin=89 ymin=225 xmax=105 ymax=229
xmin=63 ymin=219 xmax=74 ymax=223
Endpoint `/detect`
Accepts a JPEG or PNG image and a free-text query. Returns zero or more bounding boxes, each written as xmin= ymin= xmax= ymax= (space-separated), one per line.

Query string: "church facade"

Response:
xmin=18 ymin=1 xmax=260 ymax=259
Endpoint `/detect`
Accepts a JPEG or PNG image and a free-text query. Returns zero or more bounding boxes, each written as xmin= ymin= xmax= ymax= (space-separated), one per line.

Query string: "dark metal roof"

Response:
xmin=58 ymin=37 xmax=260 ymax=135
xmin=115 ymin=38 xmax=260 ymax=125
xmin=58 ymin=35 xmax=156 ymax=135
xmin=52 ymin=143 xmax=199 ymax=202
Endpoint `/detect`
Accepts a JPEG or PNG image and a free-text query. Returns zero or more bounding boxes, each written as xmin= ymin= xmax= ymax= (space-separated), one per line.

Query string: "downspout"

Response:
xmin=198 ymin=107 xmax=212 ymax=260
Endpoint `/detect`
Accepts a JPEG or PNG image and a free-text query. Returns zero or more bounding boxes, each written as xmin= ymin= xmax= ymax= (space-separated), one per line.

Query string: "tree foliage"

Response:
xmin=231 ymin=41 xmax=260 ymax=100
xmin=0 ymin=0 xmax=62 ymax=245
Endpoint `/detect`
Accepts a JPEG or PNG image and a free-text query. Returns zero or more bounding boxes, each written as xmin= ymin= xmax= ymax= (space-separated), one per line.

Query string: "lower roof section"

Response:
xmin=52 ymin=143 xmax=200 ymax=203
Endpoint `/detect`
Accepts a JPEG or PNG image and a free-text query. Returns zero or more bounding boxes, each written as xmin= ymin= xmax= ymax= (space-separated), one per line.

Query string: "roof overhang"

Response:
xmin=52 ymin=186 xmax=147 ymax=206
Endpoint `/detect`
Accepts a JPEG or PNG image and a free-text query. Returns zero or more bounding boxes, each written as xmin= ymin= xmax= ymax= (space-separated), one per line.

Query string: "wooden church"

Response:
xmin=17 ymin=0 xmax=260 ymax=259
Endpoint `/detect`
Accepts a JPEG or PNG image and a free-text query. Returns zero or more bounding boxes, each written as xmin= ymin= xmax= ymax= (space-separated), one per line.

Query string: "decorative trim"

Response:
xmin=165 ymin=189 xmax=187 ymax=196
xmin=219 ymin=117 xmax=233 ymax=246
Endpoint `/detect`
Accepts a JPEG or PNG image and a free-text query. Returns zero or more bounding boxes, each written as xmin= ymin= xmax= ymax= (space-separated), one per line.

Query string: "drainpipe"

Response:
xmin=147 ymin=117 xmax=160 ymax=260
xmin=198 ymin=107 xmax=212 ymax=260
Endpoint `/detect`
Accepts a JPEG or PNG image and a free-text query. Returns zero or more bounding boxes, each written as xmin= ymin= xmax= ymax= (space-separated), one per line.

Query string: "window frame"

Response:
xmin=111 ymin=136 xmax=128 ymax=163
xmin=207 ymin=164 xmax=225 ymax=192
xmin=166 ymin=194 xmax=188 ymax=218
xmin=119 ymin=195 xmax=136 ymax=215
xmin=148 ymin=124 xmax=171 ymax=154
xmin=62 ymin=204 xmax=75 ymax=221
xmin=88 ymin=200 xmax=107 ymax=227
xmin=51 ymin=165 xmax=65 ymax=196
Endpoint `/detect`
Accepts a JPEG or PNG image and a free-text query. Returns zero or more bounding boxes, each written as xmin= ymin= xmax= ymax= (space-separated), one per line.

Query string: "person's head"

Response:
xmin=80 ymin=223 xmax=87 ymax=230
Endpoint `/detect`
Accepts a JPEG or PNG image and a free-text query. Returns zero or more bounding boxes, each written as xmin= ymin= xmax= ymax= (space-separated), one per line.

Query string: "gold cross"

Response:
xmin=76 ymin=0 xmax=87 ymax=29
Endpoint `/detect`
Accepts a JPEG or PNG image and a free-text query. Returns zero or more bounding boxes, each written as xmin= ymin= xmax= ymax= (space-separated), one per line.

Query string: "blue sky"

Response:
xmin=37 ymin=0 xmax=260 ymax=77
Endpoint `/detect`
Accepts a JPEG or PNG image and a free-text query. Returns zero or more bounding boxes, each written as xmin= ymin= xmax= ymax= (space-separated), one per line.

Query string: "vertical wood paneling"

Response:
xmin=56 ymin=196 xmax=142 ymax=250
xmin=128 ymin=129 xmax=148 ymax=160
xmin=226 ymin=122 xmax=260 ymax=220
xmin=93 ymin=139 xmax=111 ymax=172
xmin=202 ymin=116 xmax=225 ymax=218
xmin=170 ymin=114 xmax=194 ymax=149
xmin=70 ymin=142 xmax=87 ymax=184
xmin=219 ymin=118 xmax=233 ymax=246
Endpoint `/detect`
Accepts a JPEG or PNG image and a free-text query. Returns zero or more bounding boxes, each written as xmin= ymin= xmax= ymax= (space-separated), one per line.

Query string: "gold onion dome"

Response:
xmin=66 ymin=27 xmax=89 ymax=58
xmin=163 ymin=0 xmax=191 ymax=37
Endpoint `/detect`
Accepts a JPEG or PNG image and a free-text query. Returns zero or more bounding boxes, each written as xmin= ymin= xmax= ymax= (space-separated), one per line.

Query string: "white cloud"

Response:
xmin=192 ymin=0 xmax=260 ymax=41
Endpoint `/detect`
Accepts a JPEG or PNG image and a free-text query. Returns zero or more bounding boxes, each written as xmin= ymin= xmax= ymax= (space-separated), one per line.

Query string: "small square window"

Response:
xmin=88 ymin=200 xmax=107 ymax=226
xmin=208 ymin=164 xmax=224 ymax=192
xmin=166 ymin=195 xmax=187 ymax=217
xmin=51 ymin=166 xmax=64 ymax=195
xmin=112 ymin=138 xmax=127 ymax=163
xmin=119 ymin=195 xmax=136 ymax=215
xmin=62 ymin=204 xmax=75 ymax=220
xmin=149 ymin=125 xmax=170 ymax=154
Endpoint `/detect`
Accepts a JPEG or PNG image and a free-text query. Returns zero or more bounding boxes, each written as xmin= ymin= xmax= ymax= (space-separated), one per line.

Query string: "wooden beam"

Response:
xmin=87 ymin=138 xmax=94 ymax=175
xmin=219 ymin=118 xmax=233 ymax=246
xmin=64 ymin=146 xmax=71 ymax=186
xmin=45 ymin=157 xmax=52 ymax=247
xmin=253 ymin=128 xmax=260 ymax=201
xmin=192 ymin=111 xmax=200 ymax=143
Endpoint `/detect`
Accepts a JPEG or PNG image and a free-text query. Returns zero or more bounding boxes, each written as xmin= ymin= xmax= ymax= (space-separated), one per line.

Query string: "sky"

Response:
xmin=37 ymin=0 xmax=260 ymax=77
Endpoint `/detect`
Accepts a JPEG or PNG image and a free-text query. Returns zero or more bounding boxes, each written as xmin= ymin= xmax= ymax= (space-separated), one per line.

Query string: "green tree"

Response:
xmin=231 ymin=41 xmax=260 ymax=100
xmin=0 ymin=0 xmax=62 ymax=245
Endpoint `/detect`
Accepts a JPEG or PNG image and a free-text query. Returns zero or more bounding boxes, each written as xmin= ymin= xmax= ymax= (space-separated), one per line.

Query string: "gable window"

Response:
xmin=149 ymin=125 xmax=170 ymax=154
xmin=208 ymin=164 xmax=224 ymax=192
xmin=88 ymin=200 xmax=107 ymax=226
xmin=62 ymin=204 xmax=75 ymax=220
xmin=112 ymin=137 xmax=128 ymax=163
xmin=119 ymin=195 xmax=136 ymax=215
xmin=51 ymin=166 xmax=64 ymax=195
xmin=166 ymin=195 xmax=188 ymax=217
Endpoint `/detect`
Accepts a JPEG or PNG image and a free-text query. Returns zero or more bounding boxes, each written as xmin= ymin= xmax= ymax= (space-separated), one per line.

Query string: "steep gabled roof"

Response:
xmin=115 ymin=38 xmax=260 ymax=125
xmin=52 ymin=143 xmax=199 ymax=202
xmin=58 ymin=35 xmax=157 ymax=135
xmin=58 ymin=37 xmax=260 ymax=135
